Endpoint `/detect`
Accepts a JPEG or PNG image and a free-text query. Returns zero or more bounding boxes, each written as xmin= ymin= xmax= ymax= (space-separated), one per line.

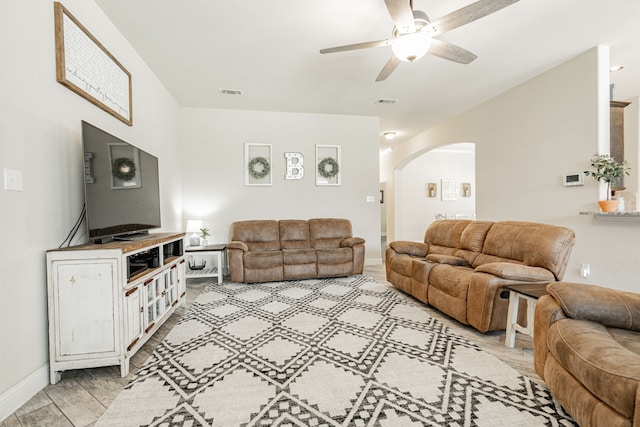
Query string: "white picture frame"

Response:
xmin=441 ymin=179 xmax=458 ymax=201
xmin=245 ymin=143 xmax=272 ymax=186
xmin=316 ymin=144 xmax=341 ymax=186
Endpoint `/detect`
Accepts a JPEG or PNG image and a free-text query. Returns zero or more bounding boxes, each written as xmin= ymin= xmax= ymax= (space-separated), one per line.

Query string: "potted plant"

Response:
xmin=200 ymin=227 xmax=210 ymax=246
xmin=584 ymin=154 xmax=630 ymax=212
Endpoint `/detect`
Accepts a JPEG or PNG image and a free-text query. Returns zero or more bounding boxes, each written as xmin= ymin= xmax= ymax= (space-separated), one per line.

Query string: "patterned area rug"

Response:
xmin=97 ymin=275 xmax=576 ymax=427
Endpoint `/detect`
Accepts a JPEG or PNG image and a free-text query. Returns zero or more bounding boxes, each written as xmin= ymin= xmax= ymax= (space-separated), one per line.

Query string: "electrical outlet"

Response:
xmin=580 ymin=263 xmax=590 ymax=278
xmin=4 ymin=168 xmax=23 ymax=191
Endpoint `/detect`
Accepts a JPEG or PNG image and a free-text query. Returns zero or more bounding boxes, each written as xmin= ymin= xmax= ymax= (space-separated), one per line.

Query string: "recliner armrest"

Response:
xmin=227 ymin=241 xmax=249 ymax=252
xmin=475 ymin=262 xmax=555 ymax=282
xmin=388 ymin=241 xmax=428 ymax=257
xmin=548 ymin=282 xmax=640 ymax=332
xmin=340 ymin=237 xmax=365 ymax=247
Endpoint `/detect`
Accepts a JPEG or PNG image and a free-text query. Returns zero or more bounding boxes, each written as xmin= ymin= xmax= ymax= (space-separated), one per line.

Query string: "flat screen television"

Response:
xmin=82 ymin=121 xmax=161 ymax=243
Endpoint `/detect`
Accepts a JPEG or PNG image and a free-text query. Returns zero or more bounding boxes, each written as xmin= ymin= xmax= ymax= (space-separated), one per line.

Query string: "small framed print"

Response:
xmin=441 ymin=179 xmax=458 ymax=201
xmin=462 ymin=182 xmax=471 ymax=197
xmin=427 ymin=183 xmax=437 ymax=198
xmin=316 ymin=144 xmax=341 ymax=186
xmin=245 ymin=143 xmax=272 ymax=186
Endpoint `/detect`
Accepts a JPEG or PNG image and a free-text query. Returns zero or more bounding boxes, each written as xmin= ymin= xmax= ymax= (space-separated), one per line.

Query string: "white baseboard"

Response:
xmin=0 ymin=364 xmax=49 ymax=422
xmin=364 ymin=257 xmax=383 ymax=266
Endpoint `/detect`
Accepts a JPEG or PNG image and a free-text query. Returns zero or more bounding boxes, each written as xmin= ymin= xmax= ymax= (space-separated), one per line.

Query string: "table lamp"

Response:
xmin=186 ymin=220 xmax=203 ymax=247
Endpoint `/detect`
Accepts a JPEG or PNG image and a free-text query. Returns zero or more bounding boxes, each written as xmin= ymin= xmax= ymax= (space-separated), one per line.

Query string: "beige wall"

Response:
xmin=179 ymin=108 xmax=382 ymax=265
xmin=0 ymin=0 xmax=182 ymax=418
xmin=383 ymin=46 xmax=640 ymax=292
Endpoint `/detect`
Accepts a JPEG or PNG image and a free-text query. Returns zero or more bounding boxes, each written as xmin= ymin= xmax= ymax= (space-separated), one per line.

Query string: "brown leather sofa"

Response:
xmin=227 ymin=218 xmax=365 ymax=283
xmin=385 ymin=220 xmax=575 ymax=332
xmin=534 ymin=282 xmax=640 ymax=427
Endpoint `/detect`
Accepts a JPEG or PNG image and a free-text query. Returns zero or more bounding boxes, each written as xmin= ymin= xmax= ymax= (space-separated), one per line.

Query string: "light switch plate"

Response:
xmin=4 ymin=168 xmax=23 ymax=191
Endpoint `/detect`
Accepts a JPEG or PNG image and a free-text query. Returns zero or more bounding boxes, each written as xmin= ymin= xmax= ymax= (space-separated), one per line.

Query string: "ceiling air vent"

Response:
xmin=219 ymin=88 xmax=243 ymax=96
xmin=375 ymin=98 xmax=398 ymax=104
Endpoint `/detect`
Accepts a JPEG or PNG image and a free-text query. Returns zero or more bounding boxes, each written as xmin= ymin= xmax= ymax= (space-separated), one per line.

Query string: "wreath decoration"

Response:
xmin=317 ymin=157 xmax=339 ymax=178
xmin=112 ymin=157 xmax=136 ymax=181
xmin=247 ymin=156 xmax=271 ymax=179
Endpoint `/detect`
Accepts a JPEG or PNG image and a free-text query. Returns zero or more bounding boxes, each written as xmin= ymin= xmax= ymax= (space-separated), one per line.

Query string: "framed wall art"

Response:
xmin=427 ymin=183 xmax=437 ymax=198
xmin=316 ymin=144 xmax=341 ymax=186
xmin=54 ymin=2 xmax=133 ymax=125
xmin=462 ymin=182 xmax=472 ymax=197
xmin=441 ymin=179 xmax=458 ymax=201
xmin=245 ymin=143 xmax=272 ymax=186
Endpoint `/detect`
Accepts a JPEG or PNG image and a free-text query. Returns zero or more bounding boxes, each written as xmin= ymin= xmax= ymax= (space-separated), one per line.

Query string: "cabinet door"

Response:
xmin=124 ymin=284 xmax=143 ymax=353
xmin=177 ymin=260 xmax=186 ymax=300
xmin=52 ymin=259 xmax=119 ymax=358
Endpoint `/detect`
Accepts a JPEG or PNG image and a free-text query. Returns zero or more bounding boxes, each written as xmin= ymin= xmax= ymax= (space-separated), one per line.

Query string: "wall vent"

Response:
xmin=219 ymin=88 xmax=243 ymax=96
xmin=375 ymin=98 xmax=398 ymax=104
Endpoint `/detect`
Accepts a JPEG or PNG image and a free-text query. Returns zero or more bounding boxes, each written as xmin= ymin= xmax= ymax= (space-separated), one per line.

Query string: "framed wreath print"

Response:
xmin=245 ymin=143 xmax=272 ymax=186
xmin=316 ymin=144 xmax=341 ymax=186
xmin=109 ymin=143 xmax=140 ymax=189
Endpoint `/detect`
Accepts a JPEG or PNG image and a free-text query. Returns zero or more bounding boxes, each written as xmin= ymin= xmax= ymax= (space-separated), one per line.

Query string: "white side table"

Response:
xmin=185 ymin=244 xmax=226 ymax=284
xmin=504 ymin=283 xmax=549 ymax=348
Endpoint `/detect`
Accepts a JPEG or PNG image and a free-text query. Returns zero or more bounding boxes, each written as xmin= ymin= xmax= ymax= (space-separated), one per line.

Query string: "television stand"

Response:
xmin=113 ymin=231 xmax=151 ymax=241
xmin=46 ymin=232 xmax=186 ymax=384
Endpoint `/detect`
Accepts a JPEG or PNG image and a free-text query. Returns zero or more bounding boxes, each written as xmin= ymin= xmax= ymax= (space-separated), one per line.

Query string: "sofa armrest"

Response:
xmin=548 ymin=282 xmax=640 ymax=332
xmin=340 ymin=237 xmax=365 ymax=247
xmin=227 ymin=241 xmax=249 ymax=252
xmin=475 ymin=262 xmax=555 ymax=282
xmin=388 ymin=241 xmax=428 ymax=257
xmin=533 ymin=294 xmax=568 ymax=380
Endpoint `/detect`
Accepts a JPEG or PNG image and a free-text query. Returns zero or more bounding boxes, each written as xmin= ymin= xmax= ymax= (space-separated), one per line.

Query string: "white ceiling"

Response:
xmin=95 ymin=0 xmax=640 ymax=149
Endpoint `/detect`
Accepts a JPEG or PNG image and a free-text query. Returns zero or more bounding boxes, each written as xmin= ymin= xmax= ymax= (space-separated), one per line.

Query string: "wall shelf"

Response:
xmin=580 ymin=211 xmax=640 ymax=221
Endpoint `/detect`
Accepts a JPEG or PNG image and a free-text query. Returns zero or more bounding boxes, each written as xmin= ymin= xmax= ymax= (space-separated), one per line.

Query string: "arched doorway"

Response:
xmin=394 ymin=142 xmax=475 ymax=241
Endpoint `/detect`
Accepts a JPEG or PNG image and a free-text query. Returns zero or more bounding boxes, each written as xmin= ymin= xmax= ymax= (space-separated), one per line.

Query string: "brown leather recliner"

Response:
xmin=534 ymin=282 xmax=640 ymax=427
xmin=227 ymin=218 xmax=365 ymax=283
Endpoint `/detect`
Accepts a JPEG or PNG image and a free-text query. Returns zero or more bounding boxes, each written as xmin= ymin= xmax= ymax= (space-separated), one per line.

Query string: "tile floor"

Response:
xmin=1 ymin=265 xmax=537 ymax=427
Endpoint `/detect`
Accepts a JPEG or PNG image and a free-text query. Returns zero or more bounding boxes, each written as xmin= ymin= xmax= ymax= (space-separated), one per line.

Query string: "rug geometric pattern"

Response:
xmin=96 ymin=275 xmax=576 ymax=427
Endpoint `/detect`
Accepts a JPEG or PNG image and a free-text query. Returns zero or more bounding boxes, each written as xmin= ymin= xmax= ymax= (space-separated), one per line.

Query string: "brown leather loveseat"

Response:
xmin=385 ymin=220 xmax=575 ymax=332
xmin=534 ymin=282 xmax=640 ymax=427
xmin=227 ymin=218 xmax=365 ymax=283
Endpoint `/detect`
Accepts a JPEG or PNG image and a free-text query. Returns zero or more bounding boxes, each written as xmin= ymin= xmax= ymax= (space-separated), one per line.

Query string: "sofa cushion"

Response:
xmin=428 ymin=264 xmax=474 ymax=300
xmin=279 ymin=220 xmax=312 ymax=250
xmin=317 ymin=247 xmax=352 ymax=264
xmin=460 ymin=221 xmax=494 ymax=252
xmin=481 ymin=221 xmax=575 ymax=280
xmin=310 ymin=218 xmax=352 ymax=249
xmin=548 ymin=281 xmax=640 ymax=332
xmin=423 ymin=219 xmax=470 ymax=249
xmin=231 ymin=220 xmax=280 ymax=252
xmin=283 ymin=249 xmax=317 ymax=265
xmin=548 ymin=318 xmax=640 ymax=419
xmin=243 ymin=251 xmax=283 ymax=269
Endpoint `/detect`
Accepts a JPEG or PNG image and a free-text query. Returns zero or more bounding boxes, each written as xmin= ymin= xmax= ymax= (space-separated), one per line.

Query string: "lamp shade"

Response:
xmin=391 ymin=32 xmax=432 ymax=62
xmin=186 ymin=220 xmax=203 ymax=233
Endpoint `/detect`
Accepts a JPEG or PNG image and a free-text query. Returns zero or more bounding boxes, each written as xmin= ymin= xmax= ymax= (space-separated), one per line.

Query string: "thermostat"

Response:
xmin=563 ymin=173 xmax=584 ymax=186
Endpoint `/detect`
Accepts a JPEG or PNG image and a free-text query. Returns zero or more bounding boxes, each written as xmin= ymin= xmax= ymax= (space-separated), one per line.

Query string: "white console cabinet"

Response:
xmin=46 ymin=233 xmax=185 ymax=384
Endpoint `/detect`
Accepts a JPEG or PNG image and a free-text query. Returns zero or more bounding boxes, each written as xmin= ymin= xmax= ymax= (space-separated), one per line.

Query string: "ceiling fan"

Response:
xmin=320 ymin=0 xmax=520 ymax=81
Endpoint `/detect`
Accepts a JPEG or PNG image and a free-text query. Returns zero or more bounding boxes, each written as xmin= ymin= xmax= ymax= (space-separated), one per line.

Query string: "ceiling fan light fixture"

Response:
xmin=391 ymin=32 xmax=432 ymax=62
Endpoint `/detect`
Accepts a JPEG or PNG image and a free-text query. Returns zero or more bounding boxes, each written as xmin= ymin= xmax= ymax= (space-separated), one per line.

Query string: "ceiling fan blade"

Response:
xmin=376 ymin=56 xmax=402 ymax=82
xmin=320 ymin=39 xmax=391 ymax=54
xmin=424 ymin=0 xmax=519 ymax=37
xmin=384 ymin=0 xmax=416 ymax=34
xmin=429 ymin=39 xmax=477 ymax=64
